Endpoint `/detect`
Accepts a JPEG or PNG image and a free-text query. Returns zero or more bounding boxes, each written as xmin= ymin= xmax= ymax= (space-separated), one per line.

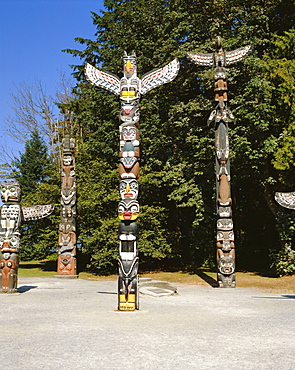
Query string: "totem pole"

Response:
xmin=56 ymin=136 xmax=77 ymax=277
xmin=0 ymin=181 xmax=54 ymax=293
xmin=187 ymin=37 xmax=251 ymax=287
xmin=85 ymin=51 xmax=179 ymax=310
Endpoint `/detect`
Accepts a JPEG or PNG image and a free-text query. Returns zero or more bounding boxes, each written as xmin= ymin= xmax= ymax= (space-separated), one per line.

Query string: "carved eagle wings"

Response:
xmin=85 ymin=63 xmax=121 ymax=95
xmin=140 ymin=58 xmax=180 ymax=95
xmin=85 ymin=58 xmax=180 ymax=96
xmin=22 ymin=204 xmax=55 ymax=221
xmin=186 ymin=45 xmax=252 ymax=67
xmin=275 ymin=192 xmax=295 ymax=210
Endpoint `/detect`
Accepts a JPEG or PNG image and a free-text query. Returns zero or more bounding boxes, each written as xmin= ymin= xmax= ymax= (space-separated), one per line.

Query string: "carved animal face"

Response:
xmin=217 ymin=230 xmax=234 ymax=242
xmin=214 ymin=67 xmax=226 ymax=79
xmin=0 ymin=235 xmax=20 ymax=252
xmin=218 ymin=256 xmax=235 ymax=275
xmin=119 ymin=179 xmax=139 ymax=200
xmin=0 ymin=182 xmax=21 ymax=203
xmin=217 ymin=218 xmax=233 ymax=231
xmin=119 ymin=157 xmax=138 ymax=170
xmin=59 ymin=222 xmax=75 ymax=234
xmin=120 ymin=101 xmax=140 ymax=125
xmin=118 ymin=199 xmax=139 ymax=221
xmin=123 ymin=52 xmax=137 ymax=78
xmin=60 ymin=252 xmax=72 ymax=266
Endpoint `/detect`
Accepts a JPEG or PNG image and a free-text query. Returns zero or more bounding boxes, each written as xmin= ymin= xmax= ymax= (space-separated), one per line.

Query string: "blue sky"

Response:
xmin=0 ymin=0 xmax=105 ymax=158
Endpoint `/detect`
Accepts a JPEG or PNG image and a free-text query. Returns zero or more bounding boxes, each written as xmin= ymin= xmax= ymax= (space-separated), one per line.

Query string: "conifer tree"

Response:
xmin=62 ymin=0 xmax=295 ymax=272
xmin=13 ymin=129 xmax=51 ymax=198
xmin=12 ymin=130 xmax=60 ymax=260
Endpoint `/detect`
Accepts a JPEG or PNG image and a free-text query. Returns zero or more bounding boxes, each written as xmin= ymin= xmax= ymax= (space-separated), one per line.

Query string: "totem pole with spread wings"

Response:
xmin=85 ymin=51 xmax=180 ymax=310
xmin=187 ymin=37 xmax=251 ymax=288
xmin=0 ymin=181 xmax=54 ymax=293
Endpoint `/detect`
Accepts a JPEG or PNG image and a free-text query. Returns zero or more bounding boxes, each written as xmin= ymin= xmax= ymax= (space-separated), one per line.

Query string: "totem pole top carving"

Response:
xmin=85 ymin=51 xmax=180 ymax=99
xmin=186 ymin=36 xmax=252 ymax=68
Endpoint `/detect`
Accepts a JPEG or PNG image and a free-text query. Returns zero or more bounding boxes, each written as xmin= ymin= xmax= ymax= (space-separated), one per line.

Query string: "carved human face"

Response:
xmin=63 ymin=155 xmax=72 ymax=166
xmin=119 ymin=179 xmax=139 ymax=200
xmin=118 ymin=199 xmax=139 ymax=221
xmin=0 ymin=182 xmax=21 ymax=203
xmin=121 ymin=126 xmax=138 ymax=142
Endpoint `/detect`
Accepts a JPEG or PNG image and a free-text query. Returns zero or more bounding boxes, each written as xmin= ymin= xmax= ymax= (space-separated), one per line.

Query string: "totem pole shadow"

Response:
xmin=17 ymin=285 xmax=38 ymax=293
xmin=97 ymin=291 xmax=117 ymax=295
xmin=195 ymin=269 xmax=219 ymax=288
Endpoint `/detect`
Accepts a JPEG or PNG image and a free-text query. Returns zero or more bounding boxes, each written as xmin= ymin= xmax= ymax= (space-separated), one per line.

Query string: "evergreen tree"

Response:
xmin=12 ymin=130 xmax=60 ymax=260
xmin=13 ymin=129 xmax=51 ymax=198
xmin=62 ymin=0 xmax=295 ymax=273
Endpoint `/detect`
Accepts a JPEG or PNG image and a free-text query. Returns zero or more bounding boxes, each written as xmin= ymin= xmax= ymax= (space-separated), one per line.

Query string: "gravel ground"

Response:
xmin=0 ymin=277 xmax=294 ymax=370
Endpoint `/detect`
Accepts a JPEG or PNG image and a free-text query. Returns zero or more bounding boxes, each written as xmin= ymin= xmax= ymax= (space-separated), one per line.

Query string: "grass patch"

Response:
xmin=139 ymin=270 xmax=295 ymax=293
xmin=19 ymin=259 xmax=57 ymax=278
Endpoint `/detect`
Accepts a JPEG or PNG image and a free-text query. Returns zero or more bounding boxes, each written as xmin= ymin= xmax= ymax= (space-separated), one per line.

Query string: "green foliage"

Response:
xmin=59 ymin=0 xmax=295 ymax=273
xmin=266 ymin=29 xmax=295 ymax=185
xmin=12 ymin=129 xmax=51 ymax=198
xmin=11 ymin=130 xmax=60 ymax=260
xmin=270 ymin=243 xmax=295 ymax=277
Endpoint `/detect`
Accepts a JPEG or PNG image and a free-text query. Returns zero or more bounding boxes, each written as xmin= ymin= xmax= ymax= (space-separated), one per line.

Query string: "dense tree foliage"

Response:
xmin=8 ymin=0 xmax=294 ymax=273
xmin=59 ymin=0 xmax=295 ymax=274
xmin=12 ymin=130 xmax=60 ymax=260
xmin=13 ymin=129 xmax=51 ymax=197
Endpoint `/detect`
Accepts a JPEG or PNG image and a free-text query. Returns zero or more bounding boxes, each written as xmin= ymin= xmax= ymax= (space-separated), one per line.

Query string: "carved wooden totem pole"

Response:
xmin=57 ymin=136 xmax=77 ymax=277
xmin=0 ymin=181 xmax=54 ymax=293
xmin=187 ymin=37 xmax=251 ymax=287
xmin=85 ymin=51 xmax=179 ymax=310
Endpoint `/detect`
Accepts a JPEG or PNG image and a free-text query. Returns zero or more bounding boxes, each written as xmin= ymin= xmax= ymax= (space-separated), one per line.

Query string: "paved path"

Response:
xmin=0 ymin=277 xmax=294 ymax=370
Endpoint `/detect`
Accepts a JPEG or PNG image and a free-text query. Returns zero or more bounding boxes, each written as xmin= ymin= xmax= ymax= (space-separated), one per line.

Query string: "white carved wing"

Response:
xmin=186 ymin=52 xmax=214 ymax=67
xmin=225 ymin=45 xmax=252 ymax=65
xmin=85 ymin=63 xmax=121 ymax=96
xmin=275 ymin=192 xmax=295 ymax=210
xmin=22 ymin=204 xmax=54 ymax=221
xmin=140 ymin=58 xmax=180 ymax=95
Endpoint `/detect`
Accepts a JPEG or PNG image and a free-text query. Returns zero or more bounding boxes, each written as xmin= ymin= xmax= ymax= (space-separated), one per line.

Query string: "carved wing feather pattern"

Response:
xmin=22 ymin=204 xmax=55 ymax=221
xmin=186 ymin=52 xmax=214 ymax=67
xmin=275 ymin=192 xmax=295 ymax=210
xmin=225 ymin=45 xmax=252 ymax=65
xmin=140 ymin=58 xmax=180 ymax=95
xmin=85 ymin=63 xmax=121 ymax=95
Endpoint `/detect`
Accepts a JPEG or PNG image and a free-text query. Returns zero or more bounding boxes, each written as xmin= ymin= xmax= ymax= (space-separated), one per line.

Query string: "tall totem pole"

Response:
xmin=56 ymin=135 xmax=77 ymax=277
xmin=85 ymin=51 xmax=179 ymax=310
xmin=187 ymin=37 xmax=251 ymax=287
xmin=0 ymin=181 xmax=54 ymax=293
